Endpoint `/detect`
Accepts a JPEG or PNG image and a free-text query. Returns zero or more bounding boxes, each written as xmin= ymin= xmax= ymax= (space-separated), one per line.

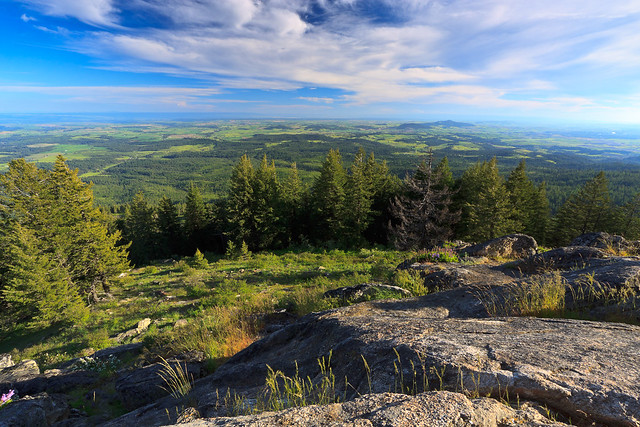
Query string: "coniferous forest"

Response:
xmin=117 ymin=147 xmax=638 ymax=264
xmin=1 ymin=125 xmax=639 ymax=330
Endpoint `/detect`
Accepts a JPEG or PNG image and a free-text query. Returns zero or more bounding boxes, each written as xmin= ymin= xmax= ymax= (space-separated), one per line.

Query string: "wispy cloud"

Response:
xmin=0 ymin=85 xmax=221 ymax=108
xmin=22 ymin=0 xmax=118 ymax=27
xmin=20 ymin=13 xmax=36 ymax=22
xmin=13 ymin=0 xmax=640 ymax=119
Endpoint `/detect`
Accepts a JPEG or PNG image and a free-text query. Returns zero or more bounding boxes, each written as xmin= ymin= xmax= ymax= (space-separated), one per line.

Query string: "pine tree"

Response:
xmin=0 ymin=156 xmax=128 ymax=324
xmin=311 ymin=149 xmax=347 ymax=243
xmin=122 ymin=191 xmax=158 ymax=264
xmin=615 ymin=193 xmax=640 ymax=239
xmin=552 ymin=171 xmax=612 ymax=245
xmin=434 ymin=156 xmax=454 ymax=190
xmin=279 ymin=162 xmax=305 ymax=246
xmin=390 ymin=153 xmax=459 ymax=250
xmin=504 ymin=159 xmax=550 ymax=241
xmin=506 ymin=160 xmax=535 ymax=232
xmin=156 ymin=195 xmax=182 ymax=256
xmin=529 ymin=182 xmax=550 ymax=243
xmin=227 ymin=154 xmax=255 ymax=246
xmin=456 ymin=157 xmax=512 ymax=241
xmin=251 ymin=155 xmax=281 ymax=250
xmin=363 ymin=153 xmax=401 ymax=245
xmin=342 ymin=148 xmax=374 ymax=246
xmin=184 ymin=183 xmax=208 ymax=253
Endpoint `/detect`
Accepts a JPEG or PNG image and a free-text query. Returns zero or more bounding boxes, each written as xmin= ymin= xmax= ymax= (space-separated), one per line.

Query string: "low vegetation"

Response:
xmin=0 ymin=248 xmax=411 ymax=371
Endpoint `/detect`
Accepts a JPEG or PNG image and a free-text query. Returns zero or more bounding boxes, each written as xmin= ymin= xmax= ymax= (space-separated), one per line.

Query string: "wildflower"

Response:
xmin=1 ymin=389 xmax=15 ymax=407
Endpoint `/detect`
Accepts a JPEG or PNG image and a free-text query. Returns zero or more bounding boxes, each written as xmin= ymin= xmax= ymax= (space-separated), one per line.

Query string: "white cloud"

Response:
xmin=0 ymin=85 xmax=221 ymax=109
xmin=20 ymin=13 xmax=36 ymax=22
xmin=298 ymin=96 xmax=336 ymax=103
xmin=16 ymin=0 xmax=640 ymax=117
xmin=22 ymin=0 xmax=117 ymax=26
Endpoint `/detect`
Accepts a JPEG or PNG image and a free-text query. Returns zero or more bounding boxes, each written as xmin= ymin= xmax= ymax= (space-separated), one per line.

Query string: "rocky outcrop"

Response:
xmin=0 ymin=392 xmax=69 ymax=427
xmin=0 ymin=360 xmax=39 ymax=386
xmin=0 ymin=355 xmax=13 ymax=370
xmin=181 ymin=391 xmax=566 ymax=426
xmin=115 ymin=318 xmax=152 ymax=343
xmin=116 ymin=355 xmax=206 ymax=411
xmin=518 ymin=246 xmax=608 ymax=272
xmin=0 ymin=359 xmax=99 ymax=397
xmin=108 ymin=286 xmax=640 ymax=426
xmin=570 ymin=232 xmax=639 ymax=253
xmin=323 ymin=283 xmax=412 ymax=302
xmin=190 ymin=308 xmax=640 ymax=426
xmin=460 ymin=234 xmax=537 ymax=259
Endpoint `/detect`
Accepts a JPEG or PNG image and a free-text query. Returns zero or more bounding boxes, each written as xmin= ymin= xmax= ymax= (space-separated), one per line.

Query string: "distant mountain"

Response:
xmin=396 ymin=120 xmax=474 ymax=130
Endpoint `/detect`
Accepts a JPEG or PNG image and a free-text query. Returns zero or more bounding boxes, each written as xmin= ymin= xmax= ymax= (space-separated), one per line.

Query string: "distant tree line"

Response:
xmin=117 ymin=149 xmax=640 ymax=264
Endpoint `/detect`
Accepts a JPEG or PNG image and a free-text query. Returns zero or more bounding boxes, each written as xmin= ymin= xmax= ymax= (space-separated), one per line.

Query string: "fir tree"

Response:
xmin=363 ymin=153 xmax=401 ymax=245
xmin=434 ymin=156 xmax=454 ymax=190
xmin=552 ymin=171 xmax=612 ymax=245
xmin=251 ymin=155 xmax=281 ymax=250
xmin=343 ymin=148 xmax=374 ymax=246
xmin=122 ymin=191 xmax=158 ymax=264
xmin=390 ymin=153 xmax=459 ymax=250
xmin=0 ymin=156 xmax=128 ymax=324
xmin=311 ymin=149 xmax=347 ymax=243
xmin=227 ymin=154 xmax=255 ymax=246
xmin=279 ymin=162 xmax=305 ymax=246
xmin=156 ymin=195 xmax=182 ymax=256
xmin=456 ymin=157 xmax=512 ymax=241
xmin=184 ymin=183 xmax=208 ymax=253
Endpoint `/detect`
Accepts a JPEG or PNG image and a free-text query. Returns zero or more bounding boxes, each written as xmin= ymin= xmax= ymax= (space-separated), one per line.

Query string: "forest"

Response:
xmin=1 ymin=120 xmax=639 ymax=329
xmin=117 ymin=148 xmax=636 ymax=265
xmin=2 ymin=120 xmax=640 ymax=210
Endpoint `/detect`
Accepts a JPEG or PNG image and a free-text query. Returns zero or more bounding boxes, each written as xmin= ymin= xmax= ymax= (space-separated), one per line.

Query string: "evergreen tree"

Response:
xmin=279 ymin=162 xmax=305 ymax=246
xmin=529 ymin=182 xmax=550 ymax=244
xmin=390 ymin=153 xmax=459 ymax=250
xmin=615 ymin=193 xmax=640 ymax=239
xmin=251 ymin=155 xmax=281 ymax=250
xmin=434 ymin=156 xmax=454 ymax=190
xmin=505 ymin=159 xmax=550 ymax=242
xmin=184 ymin=183 xmax=208 ymax=252
xmin=156 ymin=195 xmax=182 ymax=256
xmin=456 ymin=157 xmax=512 ymax=241
xmin=506 ymin=160 xmax=535 ymax=231
xmin=0 ymin=156 xmax=128 ymax=324
xmin=343 ymin=148 xmax=374 ymax=246
xmin=311 ymin=149 xmax=347 ymax=243
xmin=122 ymin=191 xmax=158 ymax=264
xmin=552 ymin=171 xmax=612 ymax=245
xmin=227 ymin=154 xmax=255 ymax=246
xmin=364 ymin=153 xmax=401 ymax=245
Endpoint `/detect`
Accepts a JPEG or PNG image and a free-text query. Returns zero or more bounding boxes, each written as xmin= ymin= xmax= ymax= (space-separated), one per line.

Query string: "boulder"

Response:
xmin=561 ymin=256 xmax=640 ymax=291
xmin=115 ymin=318 xmax=152 ymax=343
xmin=461 ymin=234 xmax=537 ymax=259
xmin=91 ymin=342 xmax=144 ymax=360
xmin=518 ymin=246 xmax=607 ymax=272
xmin=181 ymin=391 xmax=566 ymax=426
xmin=0 ymin=355 xmax=13 ymax=370
xmin=323 ymin=283 xmax=412 ymax=302
xmin=0 ymin=360 xmax=39 ymax=385
xmin=115 ymin=357 xmax=205 ymax=411
xmin=184 ymin=301 xmax=640 ymax=426
xmin=0 ymin=393 xmax=69 ymax=427
xmin=570 ymin=232 xmax=638 ymax=253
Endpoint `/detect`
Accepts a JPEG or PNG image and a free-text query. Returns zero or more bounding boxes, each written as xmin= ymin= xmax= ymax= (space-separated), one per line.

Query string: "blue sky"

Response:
xmin=1 ymin=0 xmax=640 ymax=123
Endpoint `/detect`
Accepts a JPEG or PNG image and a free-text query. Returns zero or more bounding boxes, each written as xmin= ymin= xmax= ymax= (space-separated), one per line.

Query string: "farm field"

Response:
xmin=1 ymin=119 xmax=640 ymax=209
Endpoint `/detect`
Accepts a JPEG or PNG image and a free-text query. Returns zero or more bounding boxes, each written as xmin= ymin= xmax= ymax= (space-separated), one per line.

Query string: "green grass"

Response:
xmin=0 ymin=248 xmax=410 ymax=371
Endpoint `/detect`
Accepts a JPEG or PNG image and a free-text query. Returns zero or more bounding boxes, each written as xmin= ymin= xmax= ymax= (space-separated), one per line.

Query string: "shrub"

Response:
xmin=415 ymin=247 xmax=459 ymax=263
